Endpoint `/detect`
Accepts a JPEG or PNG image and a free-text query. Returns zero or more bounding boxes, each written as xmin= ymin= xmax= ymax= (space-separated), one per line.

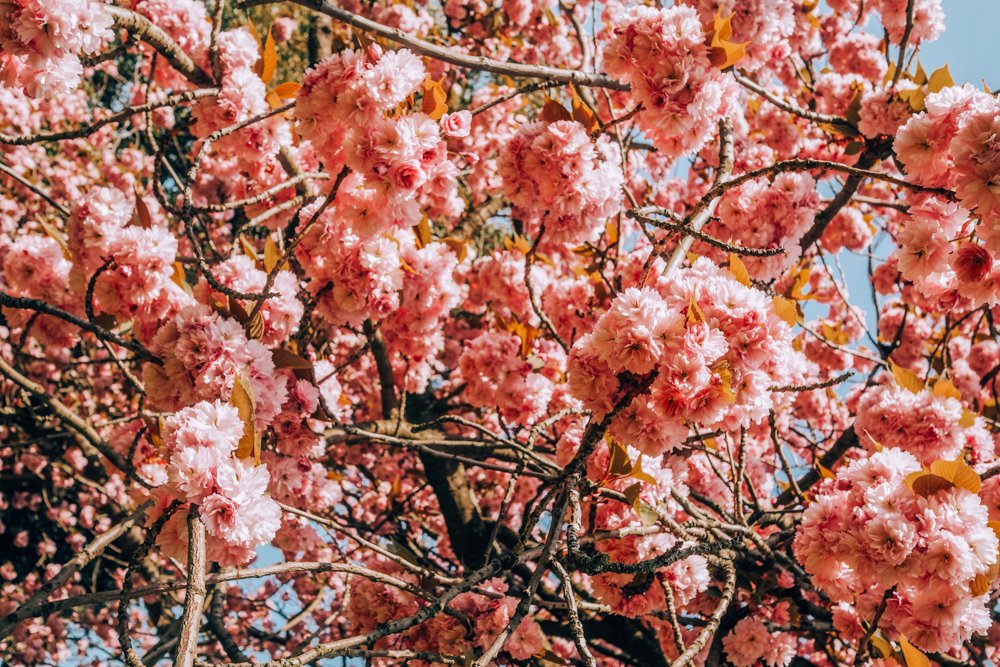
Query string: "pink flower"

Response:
xmin=440 ymin=110 xmax=472 ymax=138
xmin=952 ymin=242 xmax=993 ymax=283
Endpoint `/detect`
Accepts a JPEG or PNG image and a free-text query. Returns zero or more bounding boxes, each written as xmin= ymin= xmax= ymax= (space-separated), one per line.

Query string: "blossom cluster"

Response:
xmin=892 ymin=87 xmax=1000 ymax=306
xmin=295 ymin=47 xmax=460 ymax=236
xmin=569 ymin=258 xmax=802 ymax=456
xmin=794 ymin=447 xmax=998 ymax=653
xmin=713 ymin=172 xmax=819 ymax=280
xmin=603 ymin=5 xmax=738 ymax=157
xmin=853 ymin=378 xmax=994 ymax=466
xmin=154 ymin=400 xmax=282 ymax=566
xmin=142 ymin=304 xmax=288 ymax=428
xmin=0 ymin=0 xmax=113 ymax=95
xmin=498 ymin=119 xmax=623 ymax=243
xmin=66 ymin=187 xmax=178 ymax=321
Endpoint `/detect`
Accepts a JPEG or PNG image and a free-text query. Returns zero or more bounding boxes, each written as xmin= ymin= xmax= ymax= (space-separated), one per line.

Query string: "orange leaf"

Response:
xmin=605 ymin=221 xmax=619 ymax=245
xmin=230 ymin=369 xmax=260 ymax=463
xmin=570 ymin=85 xmax=599 ymax=133
xmin=970 ymin=572 xmax=992 ymax=596
xmin=728 ymin=253 xmax=750 ymax=287
xmin=889 ymin=360 xmax=924 ymax=394
xmin=171 ymin=261 xmax=193 ymax=296
xmin=264 ymin=237 xmax=281 ymax=273
xmin=421 ymin=78 xmax=448 ymax=120
xmin=256 ymin=26 xmax=277 ymax=84
xmin=442 ymin=237 xmax=468 ymax=262
xmin=540 ymin=96 xmax=572 ymax=123
xmin=898 ymin=636 xmax=930 ymax=667
xmin=132 ymin=190 xmax=153 ymax=229
xmin=772 ymin=296 xmax=800 ymax=326
xmin=270 ymin=81 xmax=302 ymax=99
xmin=414 ymin=215 xmax=431 ymax=248
xmin=704 ymin=11 xmax=749 ymax=70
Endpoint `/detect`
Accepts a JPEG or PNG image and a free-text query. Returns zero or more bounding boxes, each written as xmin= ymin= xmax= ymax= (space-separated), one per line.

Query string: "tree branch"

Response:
xmin=241 ymin=0 xmax=628 ymax=90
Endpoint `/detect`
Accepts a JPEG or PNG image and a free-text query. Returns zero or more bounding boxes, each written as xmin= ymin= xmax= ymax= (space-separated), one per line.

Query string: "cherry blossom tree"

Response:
xmin=2 ymin=0 xmax=1000 ymax=665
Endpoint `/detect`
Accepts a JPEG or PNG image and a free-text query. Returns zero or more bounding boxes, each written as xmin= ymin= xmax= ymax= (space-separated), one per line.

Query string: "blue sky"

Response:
xmin=828 ymin=0 xmax=998 ymax=331
xmin=922 ymin=0 xmax=999 ymax=90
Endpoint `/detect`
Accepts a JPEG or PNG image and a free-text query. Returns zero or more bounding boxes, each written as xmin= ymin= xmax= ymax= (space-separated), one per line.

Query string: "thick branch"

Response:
xmin=242 ymin=0 xmax=628 ymax=90
xmin=173 ymin=509 xmax=207 ymax=667
xmin=107 ymin=6 xmax=214 ymax=86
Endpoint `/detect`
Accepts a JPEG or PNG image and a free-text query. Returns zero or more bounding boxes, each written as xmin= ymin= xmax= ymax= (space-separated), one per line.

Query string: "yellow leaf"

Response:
xmin=786 ymin=265 xmax=814 ymax=301
xmin=270 ymin=81 xmax=302 ymax=99
xmin=622 ymin=482 xmax=642 ymax=509
xmin=863 ymin=429 xmax=884 ymax=452
xmin=728 ymin=253 xmax=750 ymax=287
xmin=817 ymin=463 xmax=836 ymax=480
xmin=442 ymin=237 xmax=468 ymax=262
xmin=928 ymin=64 xmax=954 ymax=93
xmin=605 ymin=221 xmax=619 ymax=245
xmin=246 ymin=311 xmax=265 ymax=341
xmin=570 ymin=84 xmax=599 ymax=133
xmin=889 ymin=360 xmax=924 ymax=394
xmin=897 ymin=87 xmax=926 ymax=113
xmin=510 ymin=234 xmax=532 ymax=255
xmin=414 ymin=215 xmax=431 ymax=248
xmin=230 ymin=369 xmax=260 ymax=463
xmin=239 ymin=236 xmax=260 ymax=263
xmin=704 ymin=11 xmax=749 ymax=70
xmin=264 ymin=237 xmax=281 ymax=273
xmin=820 ymin=323 xmax=851 ymax=346
xmin=687 ymin=293 xmax=706 ymax=325
xmin=869 ymin=633 xmax=893 ymax=659
xmin=899 ymin=636 xmax=930 ymax=667
xmin=171 ymin=261 xmax=193 ymax=296
xmin=710 ymin=359 xmax=737 ymax=404
xmin=255 ymin=26 xmax=277 ymax=85
xmin=932 ymin=377 xmax=961 ymax=401
xmin=772 ymin=296 xmax=800 ymax=326
xmin=606 ymin=437 xmax=633 ymax=477
xmin=630 ymin=454 xmax=657 ymax=485
xmin=912 ymin=60 xmax=928 ymax=86
xmin=928 ymin=459 xmax=981 ymax=494
xmin=540 ymin=96 xmax=572 ymax=123
xmin=906 ymin=471 xmax=954 ymax=497
xmin=421 ymin=78 xmax=448 ymax=120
